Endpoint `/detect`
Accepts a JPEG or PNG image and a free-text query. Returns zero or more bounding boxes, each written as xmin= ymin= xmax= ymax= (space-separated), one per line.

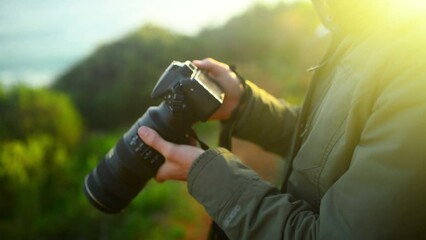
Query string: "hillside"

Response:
xmin=53 ymin=2 xmax=328 ymax=131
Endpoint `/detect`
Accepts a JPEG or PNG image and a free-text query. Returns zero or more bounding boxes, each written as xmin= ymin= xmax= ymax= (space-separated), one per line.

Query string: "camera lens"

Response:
xmin=83 ymin=103 xmax=190 ymax=213
xmin=83 ymin=61 xmax=223 ymax=214
xmin=83 ymin=137 xmax=155 ymax=213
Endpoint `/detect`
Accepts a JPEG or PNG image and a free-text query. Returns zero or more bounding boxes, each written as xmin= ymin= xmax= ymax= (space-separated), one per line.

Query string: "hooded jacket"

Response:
xmin=187 ymin=1 xmax=426 ymax=239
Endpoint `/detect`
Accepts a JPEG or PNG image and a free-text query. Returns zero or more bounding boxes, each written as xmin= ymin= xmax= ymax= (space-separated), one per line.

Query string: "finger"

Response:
xmin=155 ymin=164 xmax=169 ymax=182
xmin=188 ymin=136 xmax=197 ymax=146
xmin=138 ymin=126 xmax=173 ymax=158
xmin=192 ymin=58 xmax=214 ymax=70
xmin=193 ymin=58 xmax=229 ymax=74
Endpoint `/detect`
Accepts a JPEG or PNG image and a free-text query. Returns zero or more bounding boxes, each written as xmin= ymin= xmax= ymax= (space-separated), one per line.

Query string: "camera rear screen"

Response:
xmin=194 ymin=71 xmax=224 ymax=102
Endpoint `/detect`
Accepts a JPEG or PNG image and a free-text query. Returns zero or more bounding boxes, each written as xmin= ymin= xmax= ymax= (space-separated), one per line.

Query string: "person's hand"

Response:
xmin=193 ymin=58 xmax=243 ymax=121
xmin=138 ymin=126 xmax=205 ymax=182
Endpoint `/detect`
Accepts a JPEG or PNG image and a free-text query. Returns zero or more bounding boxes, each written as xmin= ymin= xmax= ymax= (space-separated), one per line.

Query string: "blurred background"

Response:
xmin=0 ymin=0 xmax=329 ymax=239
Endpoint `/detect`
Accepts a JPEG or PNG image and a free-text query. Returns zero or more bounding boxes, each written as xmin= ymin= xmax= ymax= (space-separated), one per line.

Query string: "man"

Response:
xmin=139 ymin=0 xmax=426 ymax=239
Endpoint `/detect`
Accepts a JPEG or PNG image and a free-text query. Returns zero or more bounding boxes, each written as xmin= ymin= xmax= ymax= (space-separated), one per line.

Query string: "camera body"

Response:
xmin=152 ymin=60 xmax=224 ymax=121
xmin=83 ymin=61 xmax=224 ymax=213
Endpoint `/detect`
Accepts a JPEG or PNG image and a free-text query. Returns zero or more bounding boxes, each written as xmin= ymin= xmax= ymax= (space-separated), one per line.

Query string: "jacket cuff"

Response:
xmin=220 ymin=80 xmax=259 ymax=139
xmin=187 ymin=147 xmax=259 ymax=218
xmin=228 ymin=81 xmax=285 ymax=138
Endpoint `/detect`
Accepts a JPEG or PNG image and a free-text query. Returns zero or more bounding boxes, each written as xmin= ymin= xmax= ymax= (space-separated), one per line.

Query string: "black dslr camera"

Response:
xmin=83 ymin=61 xmax=224 ymax=213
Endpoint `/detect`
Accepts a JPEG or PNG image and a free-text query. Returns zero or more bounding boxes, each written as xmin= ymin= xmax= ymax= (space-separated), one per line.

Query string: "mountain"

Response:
xmin=53 ymin=2 xmax=328 ymax=131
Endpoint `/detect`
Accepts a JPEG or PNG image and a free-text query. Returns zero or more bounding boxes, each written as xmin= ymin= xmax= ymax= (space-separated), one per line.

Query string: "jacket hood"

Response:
xmin=312 ymin=0 xmax=426 ymax=34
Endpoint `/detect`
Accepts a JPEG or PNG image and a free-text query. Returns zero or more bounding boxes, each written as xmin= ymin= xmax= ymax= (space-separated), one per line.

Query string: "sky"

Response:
xmin=0 ymin=0 xmax=301 ymax=87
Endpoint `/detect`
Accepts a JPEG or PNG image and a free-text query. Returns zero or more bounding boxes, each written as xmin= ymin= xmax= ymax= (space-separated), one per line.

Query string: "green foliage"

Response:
xmin=0 ymin=136 xmax=73 ymax=239
xmin=54 ymin=24 xmax=198 ymax=130
xmin=0 ymin=85 xmax=84 ymax=239
xmin=95 ymin=181 xmax=204 ymax=240
xmin=0 ymin=85 xmax=83 ymax=146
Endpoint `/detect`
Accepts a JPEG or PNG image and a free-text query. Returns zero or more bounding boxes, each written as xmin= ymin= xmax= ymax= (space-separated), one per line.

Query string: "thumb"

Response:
xmin=138 ymin=126 xmax=173 ymax=158
xmin=192 ymin=59 xmax=211 ymax=69
xmin=192 ymin=58 xmax=226 ymax=74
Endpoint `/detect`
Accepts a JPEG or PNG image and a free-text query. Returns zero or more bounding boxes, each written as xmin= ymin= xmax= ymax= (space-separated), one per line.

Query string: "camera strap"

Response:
xmin=208 ymin=65 xmax=248 ymax=240
xmin=187 ymin=128 xmax=209 ymax=150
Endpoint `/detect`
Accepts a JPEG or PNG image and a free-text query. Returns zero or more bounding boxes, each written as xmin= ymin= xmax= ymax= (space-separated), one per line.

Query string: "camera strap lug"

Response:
xmin=187 ymin=128 xmax=209 ymax=150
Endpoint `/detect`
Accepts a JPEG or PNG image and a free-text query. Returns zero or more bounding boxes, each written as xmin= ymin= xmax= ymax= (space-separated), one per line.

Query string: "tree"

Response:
xmin=0 ymin=85 xmax=85 ymax=239
xmin=54 ymin=25 xmax=197 ymax=130
xmin=0 ymin=85 xmax=82 ymax=146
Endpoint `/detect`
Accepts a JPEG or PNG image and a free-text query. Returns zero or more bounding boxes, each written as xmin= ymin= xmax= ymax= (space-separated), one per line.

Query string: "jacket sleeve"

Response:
xmin=188 ymin=67 xmax=426 ymax=239
xmin=225 ymin=80 xmax=300 ymax=157
xmin=188 ymin=148 xmax=319 ymax=239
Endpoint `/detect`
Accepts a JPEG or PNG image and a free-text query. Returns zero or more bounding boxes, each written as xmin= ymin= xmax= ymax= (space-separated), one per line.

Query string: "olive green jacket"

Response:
xmin=188 ymin=2 xmax=426 ymax=239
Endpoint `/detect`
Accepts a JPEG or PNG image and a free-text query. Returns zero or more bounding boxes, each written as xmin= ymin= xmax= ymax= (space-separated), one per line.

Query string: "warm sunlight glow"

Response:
xmin=389 ymin=0 xmax=426 ymax=20
xmin=381 ymin=0 xmax=426 ymax=40
xmin=332 ymin=0 xmax=426 ymax=36
xmin=389 ymin=0 xmax=426 ymax=15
